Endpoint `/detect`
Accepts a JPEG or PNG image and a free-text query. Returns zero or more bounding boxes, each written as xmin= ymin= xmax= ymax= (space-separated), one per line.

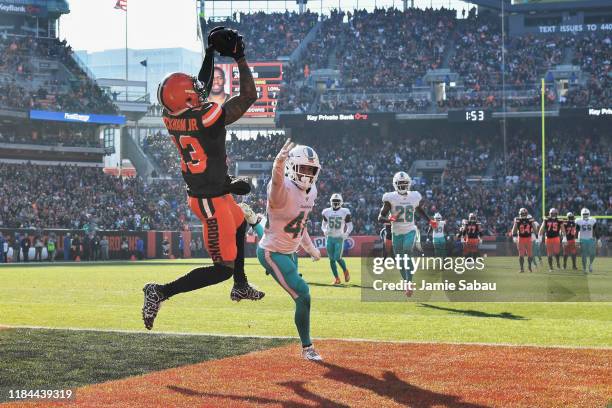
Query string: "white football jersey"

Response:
xmin=322 ymin=207 xmax=351 ymax=238
xmin=259 ymin=178 xmax=317 ymax=254
xmin=382 ymin=190 xmax=422 ymax=235
xmin=432 ymin=220 xmax=446 ymax=239
xmin=576 ymin=218 xmax=597 ymax=240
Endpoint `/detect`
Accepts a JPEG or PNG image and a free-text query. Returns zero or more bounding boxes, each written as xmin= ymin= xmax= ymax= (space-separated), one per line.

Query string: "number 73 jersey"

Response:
xmin=382 ymin=190 xmax=422 ymax=235
xmin=259 ymin=178 xmax=318 ymax=254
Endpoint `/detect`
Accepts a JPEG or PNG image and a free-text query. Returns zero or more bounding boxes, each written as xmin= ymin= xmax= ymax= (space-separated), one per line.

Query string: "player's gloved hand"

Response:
xmin=224 ymin=175 xmax=251 ymax=195
xmin=310 ymin=248 xmax=321 ymax=261
xmin=562 ymin=237 xmax=567 ymax=244
xmin=274 ymin=139 xmax=295 ymax=167
xmin=478 ymin=238 xmax=483 ymax=244
xmin=513 ymin=237 xmax=518 ymax=244
xmin=597 ymin=239 xmax=603 ymax=248
xmin=208 ymin=27 xmax=245 ymax=60
xmin=206 ymin=26 xmax=225 ymax=53
xmin=415 ymin=241 xmax=422 ymax=252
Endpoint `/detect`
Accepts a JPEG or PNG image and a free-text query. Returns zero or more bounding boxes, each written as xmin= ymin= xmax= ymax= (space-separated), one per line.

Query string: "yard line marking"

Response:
xmin=3 ymin=324 xmax=611 ymax=350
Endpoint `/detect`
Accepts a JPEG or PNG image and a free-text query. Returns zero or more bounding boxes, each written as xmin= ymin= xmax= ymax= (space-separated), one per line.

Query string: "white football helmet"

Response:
xmin=581 ymin=208 xmax=590 ymax=219
xmin=330 ymin=193 xmax=343 ymax=210
xmin=393 ymin=171 xmax=411 ymax=194
xmin=285 ymin=145 xmax=321 ymax=190
xmin=434 ymin=212 xmax=442 ymax=221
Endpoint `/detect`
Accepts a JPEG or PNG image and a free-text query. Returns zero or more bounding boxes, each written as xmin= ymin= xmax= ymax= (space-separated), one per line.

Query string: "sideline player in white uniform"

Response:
xmin=576 ymin=208 xmax=601 ymax=273
xmin=428 ymin=212 xmax=448 ymax=256
xmin=257 ymin=140 xmax=323 ymax=361
xmin=378 ymin=172 xmax=432 ymax=291
xmin=322 ymin=194 xmax=353 ymax=284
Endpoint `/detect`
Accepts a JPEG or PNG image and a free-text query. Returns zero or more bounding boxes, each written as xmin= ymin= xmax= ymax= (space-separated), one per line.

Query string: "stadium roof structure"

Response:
xmin=466 ymin=0 xmax=612 ymax=12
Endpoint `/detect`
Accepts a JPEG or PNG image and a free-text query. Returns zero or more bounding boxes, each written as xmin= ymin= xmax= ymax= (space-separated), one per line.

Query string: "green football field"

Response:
xmin=1 ymin=257 xmax=610 ymax=347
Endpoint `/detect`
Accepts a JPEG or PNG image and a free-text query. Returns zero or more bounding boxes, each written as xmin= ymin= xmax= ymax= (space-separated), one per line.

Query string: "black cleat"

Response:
xmin=231 ymin=283 xmax=265 ymax=302
xmin=142 ymin=283 xmax=166 ymax=330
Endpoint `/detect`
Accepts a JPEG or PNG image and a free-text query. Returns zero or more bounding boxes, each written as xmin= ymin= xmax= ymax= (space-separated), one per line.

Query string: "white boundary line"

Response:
xmin=2 ymin=324 xmax=611 ymax=350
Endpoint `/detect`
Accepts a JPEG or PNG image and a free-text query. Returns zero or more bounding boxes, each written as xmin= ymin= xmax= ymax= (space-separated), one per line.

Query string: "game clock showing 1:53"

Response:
xmin=448 ymin=109 xmax=492 ymax=122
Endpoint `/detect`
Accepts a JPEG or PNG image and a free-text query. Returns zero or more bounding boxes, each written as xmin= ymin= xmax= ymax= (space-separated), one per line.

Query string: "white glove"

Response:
xmin=513 ymin=237 xmax=518 ymax=244
xmin=274 ymin=139 xmax=295 ymax=166
xmin=478 ymin=238 xmax=483 ymax=245
xmin=562 ymin=237 xmax=567 ymax=244
xmin=597 ymin=239 xmax=603 ymax=249
xmin=415 ymin=240 xmax=422 ymax=252
xmin=309 ymin=248 xmax=321 ymax=261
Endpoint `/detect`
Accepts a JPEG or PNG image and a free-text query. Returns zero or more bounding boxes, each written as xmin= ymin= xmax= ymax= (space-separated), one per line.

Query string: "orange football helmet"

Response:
xmin=157 ymin=73 xmax=205 ymax=115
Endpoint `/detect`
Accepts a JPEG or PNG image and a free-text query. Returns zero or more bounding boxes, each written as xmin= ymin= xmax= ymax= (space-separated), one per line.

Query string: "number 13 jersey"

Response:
xmin=162 ymin=102 xmax=227 ymax=198
xmin=260 ymin=178 xmax=318 ymax=254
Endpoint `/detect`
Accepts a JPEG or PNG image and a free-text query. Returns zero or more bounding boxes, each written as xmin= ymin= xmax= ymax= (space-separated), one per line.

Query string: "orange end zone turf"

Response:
xmin=5 ymin=341 xmax=611 ymax=408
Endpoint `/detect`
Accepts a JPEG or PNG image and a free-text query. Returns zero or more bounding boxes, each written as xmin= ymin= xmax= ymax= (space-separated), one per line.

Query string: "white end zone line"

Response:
xmin=2 ymin=324 xmax=611 ymax=351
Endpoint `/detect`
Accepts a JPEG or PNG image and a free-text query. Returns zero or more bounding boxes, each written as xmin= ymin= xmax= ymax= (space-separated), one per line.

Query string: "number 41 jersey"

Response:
xmin=382 ymin=190 xmax=422 ymax=235
xmin=259 ymin=178 xmax=318 ymax=254
xmin=162 ymin=102 xmax=227 ymax=198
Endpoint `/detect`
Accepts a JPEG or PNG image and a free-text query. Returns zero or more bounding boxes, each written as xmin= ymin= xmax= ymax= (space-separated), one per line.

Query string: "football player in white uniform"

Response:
xmin=257 ymin=140 xmax=323 ymax=361
xmin=322 ymin=194 xmax=353 ymax=284
xmin=378 ymin=171 xmax=432 ymax=293
xmin=428 ymin=212 xmax=448 ymax=256
xmin=575 ymin=208 xmax=601 ymax=273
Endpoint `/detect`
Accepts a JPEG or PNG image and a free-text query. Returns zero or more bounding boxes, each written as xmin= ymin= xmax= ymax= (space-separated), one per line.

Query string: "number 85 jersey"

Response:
xmin=162 ymin=102 xmax=227 ymax=198
xmin=382 ymin=190 xmax=422 ymax=235
xmin=259 ymin=178 xmax=318 ymax=254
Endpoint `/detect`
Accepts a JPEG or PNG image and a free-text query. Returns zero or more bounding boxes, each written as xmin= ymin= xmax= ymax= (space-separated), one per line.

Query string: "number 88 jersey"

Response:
xmin=259 ymin=177 xmax=318 ymax=254
xmin=382 ymin=190 xmax=422 ymax=235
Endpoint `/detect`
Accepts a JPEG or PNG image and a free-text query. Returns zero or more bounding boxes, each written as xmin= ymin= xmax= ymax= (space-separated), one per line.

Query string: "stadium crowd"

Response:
xmin=0 ymin=36 xmax=116 ymax=113
xmin=134 ymin=122 xmax=610 ymax=238
xmin=276 ymin=8 xmax=610 ymax=113
xmin=204 ymin=11 xmax=318 ymax=61
xmin=0 ymin=122 xmax=99 ymax=147
xmin=0 ymin=163 xmax=190 ymax=231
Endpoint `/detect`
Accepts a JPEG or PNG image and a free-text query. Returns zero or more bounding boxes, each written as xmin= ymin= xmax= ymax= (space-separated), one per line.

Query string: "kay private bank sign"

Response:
xmin=277 ymin=112 xmax=394 ymax=127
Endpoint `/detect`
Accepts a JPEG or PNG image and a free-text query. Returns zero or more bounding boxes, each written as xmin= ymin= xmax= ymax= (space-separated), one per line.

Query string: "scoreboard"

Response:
xmin=230 ymin=62 xmax=282 ymax=118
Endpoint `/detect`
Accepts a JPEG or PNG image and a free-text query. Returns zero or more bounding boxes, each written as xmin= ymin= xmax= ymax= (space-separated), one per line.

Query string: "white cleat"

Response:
xmin=302 ymin=345 xmax=323 ymax=361
xmin=238 ymin=202 xmax=259 ymax=225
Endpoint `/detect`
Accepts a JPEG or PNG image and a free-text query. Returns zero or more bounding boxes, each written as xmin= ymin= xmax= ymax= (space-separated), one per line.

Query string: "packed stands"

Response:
xmin=0 ymin=36 xmax=116 ymax=113
xmin=0 ymin=163 xmax=189 ymax=231
xmin=204 ymin=11 xmax=318 ymax=61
